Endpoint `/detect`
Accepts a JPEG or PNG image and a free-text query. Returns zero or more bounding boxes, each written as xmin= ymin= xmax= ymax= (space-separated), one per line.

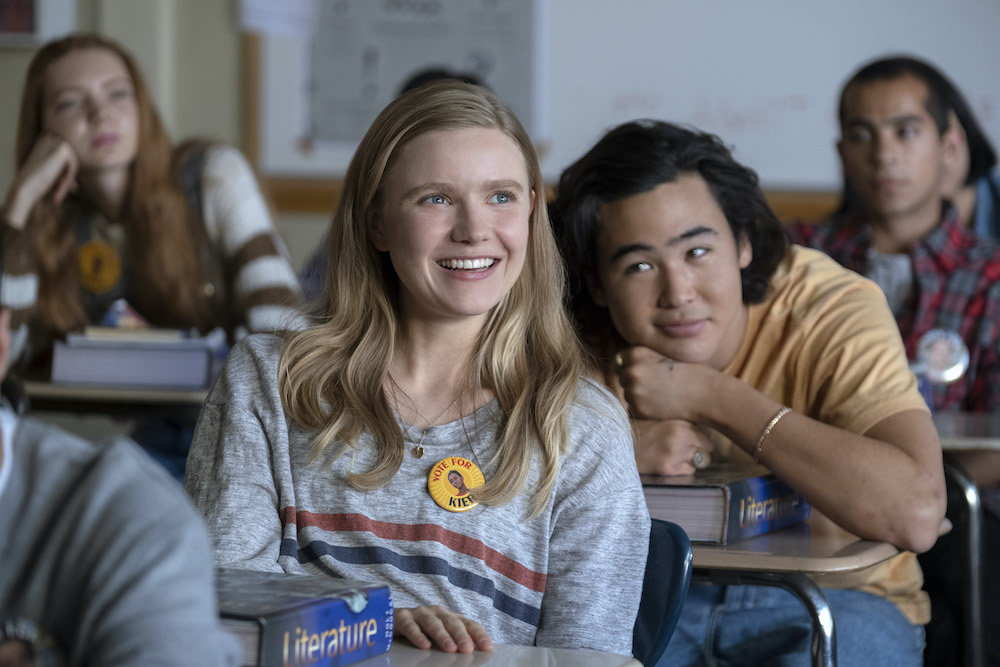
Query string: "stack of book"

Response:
xmin=50 ymin=326 xmax=227 ymax=389
xmin=642 ymin=463 xmax=811 ymax=544
xmin=216 ymin=568 xmax=393 ymax=667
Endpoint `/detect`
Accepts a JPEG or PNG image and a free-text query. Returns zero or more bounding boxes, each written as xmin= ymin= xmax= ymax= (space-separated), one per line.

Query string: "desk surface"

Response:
xmin=23 ymin=379 xmax=208 ymax=410
xmin=691 ymin=523 xmax=899 ymax=574
xmin=353 ymin=642 xmax=640 ymax=666
xmin=933 ymin=411 xmax=1000 ymax=450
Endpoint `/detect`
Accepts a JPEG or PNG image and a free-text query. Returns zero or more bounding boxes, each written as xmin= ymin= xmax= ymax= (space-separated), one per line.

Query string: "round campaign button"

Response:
xmin=915 ymin=329 xmax=969 ymax=385
xmin=427 ymin=456 xmax=485 ymax=512
xmin=78 ymin=240 xmax=121 ymax=293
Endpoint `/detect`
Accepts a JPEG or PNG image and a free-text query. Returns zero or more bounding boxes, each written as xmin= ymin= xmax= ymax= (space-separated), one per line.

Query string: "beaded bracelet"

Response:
xmin=753 ymin=406 xmax=791 ymax=464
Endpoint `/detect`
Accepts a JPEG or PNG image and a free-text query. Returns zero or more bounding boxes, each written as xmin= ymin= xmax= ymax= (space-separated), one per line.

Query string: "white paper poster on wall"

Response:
xmin=256 ymin=0 xmax=546 ymax=178
xmin=238 ymin=0 xmax=317 ymax=37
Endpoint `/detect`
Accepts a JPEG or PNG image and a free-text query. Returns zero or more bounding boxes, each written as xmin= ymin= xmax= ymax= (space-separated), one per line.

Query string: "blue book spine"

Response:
xmin=724 ymin=475 xmax=811 ymax=543
xmin=257 ymin=587 xmax=393 ymax=667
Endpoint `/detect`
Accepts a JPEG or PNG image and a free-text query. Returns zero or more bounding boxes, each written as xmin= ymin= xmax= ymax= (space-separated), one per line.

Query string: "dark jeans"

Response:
xmin=132 ymin=415 xmax=196 ymax=484
xmin=658 ymin=583 xmax=923 ymax=667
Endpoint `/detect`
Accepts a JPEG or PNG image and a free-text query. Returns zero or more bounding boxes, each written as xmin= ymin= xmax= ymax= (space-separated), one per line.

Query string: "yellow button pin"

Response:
xmin=427 ymin=456 xmax=485 ymax=512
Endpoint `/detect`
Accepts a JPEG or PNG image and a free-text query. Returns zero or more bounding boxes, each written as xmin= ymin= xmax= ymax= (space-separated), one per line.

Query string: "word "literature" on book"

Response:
xmin=283 ymin=618 xmax=380 ymax=666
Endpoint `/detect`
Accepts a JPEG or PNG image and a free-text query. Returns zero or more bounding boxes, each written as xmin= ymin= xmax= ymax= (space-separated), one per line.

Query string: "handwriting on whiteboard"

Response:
xmin=609 ymin=92 xmax=813 ymax=134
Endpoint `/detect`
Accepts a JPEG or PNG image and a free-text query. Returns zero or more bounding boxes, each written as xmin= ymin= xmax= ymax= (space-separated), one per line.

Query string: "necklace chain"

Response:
xmin=388 ymin=374 xmax=465 ymax=458
xmin=387 ymin=375 xmax=488 ymax=486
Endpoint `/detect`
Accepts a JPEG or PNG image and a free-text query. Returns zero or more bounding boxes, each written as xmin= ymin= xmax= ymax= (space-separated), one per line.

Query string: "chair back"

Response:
xmin=633 ymin=518 xmax=693 ymax=666
xmin=1 ymin=377 xmax=28 ymax=415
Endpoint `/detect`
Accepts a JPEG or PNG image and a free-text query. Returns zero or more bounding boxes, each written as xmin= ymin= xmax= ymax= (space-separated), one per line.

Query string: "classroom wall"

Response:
xmin=1 ymin=0 xmax=999 ymax=267
xmin=251 ymin=0 xmax=1000 ymax=193
xmin=541 ymin=0 xmax=1000 ymax=189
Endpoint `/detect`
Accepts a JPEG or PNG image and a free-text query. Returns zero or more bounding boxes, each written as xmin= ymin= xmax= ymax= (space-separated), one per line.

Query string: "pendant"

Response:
xmin=411 ymin=446 xmax=424 ymax=459
xmin=428 ymin=456 xmax=485 ymax=512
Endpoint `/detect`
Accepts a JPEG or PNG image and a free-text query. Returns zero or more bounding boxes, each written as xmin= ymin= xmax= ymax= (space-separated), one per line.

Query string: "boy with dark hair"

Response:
xmin=788 ymin=55 xmax=1000 ymax=666
xmin=551 ymin=119 xmax=946 ymax=665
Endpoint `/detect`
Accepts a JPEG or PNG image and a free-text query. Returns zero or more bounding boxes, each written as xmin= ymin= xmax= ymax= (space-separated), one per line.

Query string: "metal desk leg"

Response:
xmin=694 ymin=569 xmax=836 ymax=667
xmin=943 ymin=457 xmax=984 ymax=667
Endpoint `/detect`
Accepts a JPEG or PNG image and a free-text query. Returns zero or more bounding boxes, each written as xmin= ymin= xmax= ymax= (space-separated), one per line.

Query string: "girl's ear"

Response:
xmin=368 ymin=211 xmax=388 ymax=252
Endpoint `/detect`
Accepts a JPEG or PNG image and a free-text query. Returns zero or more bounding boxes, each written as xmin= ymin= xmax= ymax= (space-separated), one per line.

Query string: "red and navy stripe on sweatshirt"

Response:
xmin=278 ymin=508 xmax=546 ymax=627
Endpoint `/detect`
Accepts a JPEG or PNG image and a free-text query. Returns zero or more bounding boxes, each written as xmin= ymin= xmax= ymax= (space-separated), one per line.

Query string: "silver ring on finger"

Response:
xmin=691 ymin=449 xmax=708 ymax=469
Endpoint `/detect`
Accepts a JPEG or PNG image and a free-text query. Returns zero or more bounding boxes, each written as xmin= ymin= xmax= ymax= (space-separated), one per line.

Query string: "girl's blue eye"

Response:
xmin=491 ymin=192 xmax=512 ymax=204
xmin=54 ymin=98 xmax=80 ymax=112
xmin=426 ymin=195 xmax=447 ymax=204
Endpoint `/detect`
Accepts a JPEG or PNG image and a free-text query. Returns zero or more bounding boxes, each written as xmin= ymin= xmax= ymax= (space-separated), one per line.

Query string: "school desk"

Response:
xmin=932 ymin=411 xmax=999 ymax=667
xmin=690 ymin=522 xmax=905 ymax=667
xmin=351 ymin=642 xmax=641 ymax=666
xmin=933 ymin=411 xmax=1000 ymax=451
xmin=22 ymin=379 xmax=207 ymax=416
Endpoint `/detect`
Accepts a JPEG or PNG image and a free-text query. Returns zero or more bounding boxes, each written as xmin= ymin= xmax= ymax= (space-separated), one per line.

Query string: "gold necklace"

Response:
xmin=388 ymin=375 xmax=465 ymax=459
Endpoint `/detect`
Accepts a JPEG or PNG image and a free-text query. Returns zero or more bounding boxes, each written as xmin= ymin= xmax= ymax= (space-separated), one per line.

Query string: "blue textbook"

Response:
xmin=642 ymin=463 xmax=811 ymax=544
xmin=216 ymin=568 xmax=393 ymax=667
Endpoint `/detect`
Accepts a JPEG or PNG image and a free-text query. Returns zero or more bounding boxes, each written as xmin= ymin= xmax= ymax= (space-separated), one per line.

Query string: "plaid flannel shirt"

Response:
xmin=786 ymin=205 xmax=1000 ymax=412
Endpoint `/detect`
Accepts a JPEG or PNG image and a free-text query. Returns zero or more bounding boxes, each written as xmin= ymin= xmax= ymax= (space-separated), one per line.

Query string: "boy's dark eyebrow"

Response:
xmin=610 ymin=243 xmax=654 ymax=262
xmin=844 ymin=118 xmax=874 ymax=130
xmin=609 ymin=226 xmax=717 ymax=262
xmin=668 ymin=226 xmax=717 ymax=246
xmin=845 ymin=113 xmax=926 ymax=131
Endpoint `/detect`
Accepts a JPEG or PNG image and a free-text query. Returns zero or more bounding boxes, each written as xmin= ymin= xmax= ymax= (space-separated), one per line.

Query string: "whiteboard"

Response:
xmin=542 ymin=0 xmax=1000 ymax=188
xmin=258 ymin=0 xmax=1000 ymax=190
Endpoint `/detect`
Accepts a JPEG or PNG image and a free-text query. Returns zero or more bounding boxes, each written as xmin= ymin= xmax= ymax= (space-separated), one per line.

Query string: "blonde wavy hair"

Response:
xmin=279 ymin=82 xmax=583 ymax=516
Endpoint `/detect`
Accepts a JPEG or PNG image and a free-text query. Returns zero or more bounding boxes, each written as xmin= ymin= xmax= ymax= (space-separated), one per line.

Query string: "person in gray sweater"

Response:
xmin=0 ymin=306 xmax=239 ymax=664
xmin=184 ymin=82 xmax=651 ymax=657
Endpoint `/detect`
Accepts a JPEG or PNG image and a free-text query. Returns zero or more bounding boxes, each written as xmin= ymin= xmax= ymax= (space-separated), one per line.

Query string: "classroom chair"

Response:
xmin=1 ymin=377 xmax=28 ymax=415
xmin=633 ymin=518 xmax=693 ymax=666
xmin=921 ymin=460 xmax=986 ymax=667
